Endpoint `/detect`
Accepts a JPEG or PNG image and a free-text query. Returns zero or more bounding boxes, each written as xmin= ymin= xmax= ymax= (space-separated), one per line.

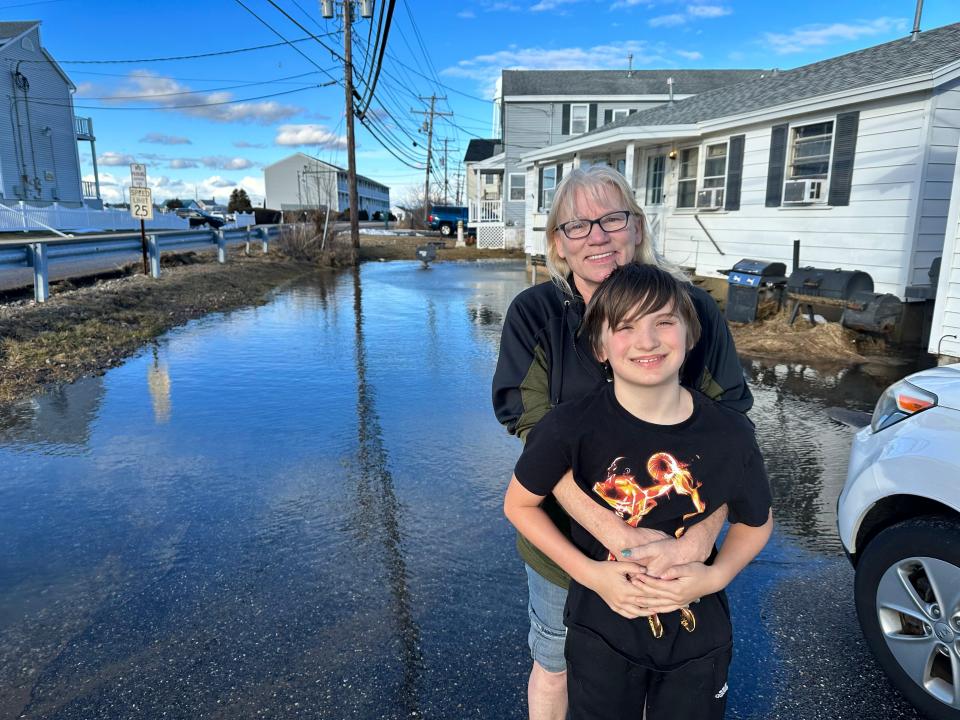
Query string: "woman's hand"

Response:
xmin=581 ymin=560 xmax=658 ymax=619
xmin=628 ymin=562 xmax=723 ymax=612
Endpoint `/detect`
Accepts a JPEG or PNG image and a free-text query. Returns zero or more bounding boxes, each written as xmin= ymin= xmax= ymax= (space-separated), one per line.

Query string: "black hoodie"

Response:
xmin=492 ymin=276 xmax=753 ymax=586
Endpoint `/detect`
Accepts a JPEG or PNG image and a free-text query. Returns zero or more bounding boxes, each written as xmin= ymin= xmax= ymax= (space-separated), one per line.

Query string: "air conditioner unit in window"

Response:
xmin=696 ymin=188 xmax=724 ymax=210
xmin=783 ymin=179 xmax=825 ymax=204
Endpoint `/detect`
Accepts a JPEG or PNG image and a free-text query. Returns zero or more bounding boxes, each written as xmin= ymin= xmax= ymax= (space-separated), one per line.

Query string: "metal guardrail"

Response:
xmin=0 ymin=224 xmax=290 ymax=302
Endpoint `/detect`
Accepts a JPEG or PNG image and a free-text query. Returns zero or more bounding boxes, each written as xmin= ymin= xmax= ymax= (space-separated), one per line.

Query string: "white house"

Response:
xmin=518 ymin=23 xmax=960 ymax=303
xmin=0 ymin=21 xmax=101 ymax=208
xmin=930 ymin=142 xmax=960 ymax=363
xmin=264 ymin=152 xmax=390 ymax=217
xmin=467 ymin=68 xmax=765 ymax=249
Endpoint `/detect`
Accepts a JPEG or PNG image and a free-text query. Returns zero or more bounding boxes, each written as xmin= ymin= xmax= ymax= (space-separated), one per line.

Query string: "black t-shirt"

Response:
xmin=514 ymin=383 xmax=771 ymax=671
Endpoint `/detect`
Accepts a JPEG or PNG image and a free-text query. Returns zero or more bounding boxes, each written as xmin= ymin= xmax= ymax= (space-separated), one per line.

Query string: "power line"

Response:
xmin=358 ymin=0 xmax=397 ymax=115
xmin=233 ymin=0 xmax=342 ymax=84
xmin=31 ymin=84 xmax=331 ymax=111
xmin=69 ymin=70 xmax=334 ymax=101
xmin=263 ymin=0 xmax=346 ymax=65
xmin=24 ymin=34 xmax=336 ymax=64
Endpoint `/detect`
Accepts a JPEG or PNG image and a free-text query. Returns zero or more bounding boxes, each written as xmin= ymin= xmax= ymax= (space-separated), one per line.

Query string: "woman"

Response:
xmin=491 ymin=165 xmax=752 ymax=720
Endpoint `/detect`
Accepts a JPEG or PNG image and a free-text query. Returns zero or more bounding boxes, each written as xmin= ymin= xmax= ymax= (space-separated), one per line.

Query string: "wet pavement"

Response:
xmin=0 ymin=260 xmax=933 ymax=719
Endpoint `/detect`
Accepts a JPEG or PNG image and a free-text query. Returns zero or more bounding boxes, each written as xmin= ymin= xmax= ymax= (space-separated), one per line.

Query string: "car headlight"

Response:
xmin=870 ymin=379 xmax=938 ymax=433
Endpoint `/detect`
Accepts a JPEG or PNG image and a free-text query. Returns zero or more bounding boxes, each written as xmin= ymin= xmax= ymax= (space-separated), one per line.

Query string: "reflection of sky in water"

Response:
xmin=0 ymin=261 xmax=917 ymax=718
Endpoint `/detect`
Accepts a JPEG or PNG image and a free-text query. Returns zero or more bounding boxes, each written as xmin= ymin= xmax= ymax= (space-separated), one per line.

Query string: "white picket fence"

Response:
xmin=0 ymin=202 xmax=254 ymax=233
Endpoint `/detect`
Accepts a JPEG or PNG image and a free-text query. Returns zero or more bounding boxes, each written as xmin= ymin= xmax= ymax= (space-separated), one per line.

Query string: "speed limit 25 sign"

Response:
xmin=129 ymin=187 xmax=154 ymax=220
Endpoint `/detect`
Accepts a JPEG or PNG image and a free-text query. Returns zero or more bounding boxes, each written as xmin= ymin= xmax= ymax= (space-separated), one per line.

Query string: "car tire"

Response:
xmin=855 ymin=517 xmax=960 ymax=720
xmin=439 ymin=223 xmax=452 ymax=236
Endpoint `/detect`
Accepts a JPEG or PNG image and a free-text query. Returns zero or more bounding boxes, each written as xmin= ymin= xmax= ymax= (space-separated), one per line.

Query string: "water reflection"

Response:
xmin=146 ymin=347 xmax=171 ymax=424
xmin=350 ymin=267 xmax=424 ymax=714
xmin=0 ymin=376 xmax=103 ymax=451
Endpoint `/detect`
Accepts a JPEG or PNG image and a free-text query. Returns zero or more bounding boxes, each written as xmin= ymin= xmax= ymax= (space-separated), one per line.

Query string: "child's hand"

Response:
xmin=630 ymin=561 xmax=723 ymax=609
xmin=583 ymin=560 xmax=657 ymax=619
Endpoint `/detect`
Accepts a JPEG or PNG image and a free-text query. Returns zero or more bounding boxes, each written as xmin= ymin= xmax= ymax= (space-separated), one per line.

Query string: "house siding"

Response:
xmin=657 ymin=94 xmax=932 ymax=297
xmin=929 ymin=143 xmax=960 ymax=359
xmin=264 ymin=153 xmax=389 ymax=214
xmin=503 ymin=102 xmax=553 ymax=226
xmin=912 ymin=80 xmax=960 ymax=288
xmin=0 ymin=27 xmax=82 ymax=203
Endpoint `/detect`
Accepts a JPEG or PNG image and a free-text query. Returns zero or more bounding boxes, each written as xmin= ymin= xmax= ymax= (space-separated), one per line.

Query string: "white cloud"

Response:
xmin=169 ymin=158 xmax=198 ymax=169
xmin=457 ymin=9 xmax=476 ymax=17
xmin=648 ymin=13 xmax=687 ymax=26
xmin=274 ymin=124 xmax=348 ymax=148
xmin=233 ymin=140 xmax=266 ymax=148
xmin=763 ymin=17 xmax=908 ymax=54
xmin=443 ymin=40 xmax=668 ymax=95
xmin=140 ymin=132 xmax=192 ymax=145
xmin=200 ymin=156 xmax=255 ymax=170
xmin=109 ymin=71 xmax=301 ymax=125
xmin=676 ymin=50 xmax=703 ymax=60
xmin=530 ymin=0 xmax=582 ymax=11
xmin=98 ymin=151 xmax=136 ymax=166
xmin=75 ymin=82 xmax=95 ymax=95
xmin=687 ymin=4 xmax=730 ymax=18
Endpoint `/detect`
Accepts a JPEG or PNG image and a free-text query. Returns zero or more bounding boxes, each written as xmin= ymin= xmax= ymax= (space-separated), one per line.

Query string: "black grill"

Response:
xmin=786 ymin=266 xmax=873 ymax=300
xmin=723 ymin=258 xmax=788 ymax=323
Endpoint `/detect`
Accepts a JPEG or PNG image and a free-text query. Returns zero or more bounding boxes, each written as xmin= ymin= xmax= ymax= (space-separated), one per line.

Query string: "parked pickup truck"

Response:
xmin=428 ymin=205 xmax=469 ymax=236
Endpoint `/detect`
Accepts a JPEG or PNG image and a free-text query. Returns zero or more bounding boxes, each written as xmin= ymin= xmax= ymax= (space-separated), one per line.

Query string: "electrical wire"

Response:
xmin=70 ymin=70 xmax=335 ymax=101
xmin=30 ymin=84 xmax=332 ymax=111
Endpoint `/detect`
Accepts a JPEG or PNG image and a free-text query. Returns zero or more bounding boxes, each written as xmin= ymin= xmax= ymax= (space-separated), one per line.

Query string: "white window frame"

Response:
xmin=676 ymin=146 xmax=699 ymax=209
xmin=645 ymin=154 xmax=666 ymax=206
xmin=612 ymin=108 xmax=630 ymax=122
xmin=541 ymin=166 xmax=558 ymax=210
xmin=570 ymin=104 xmax=589 ymax=135
xmin=508 ymin=173 xmax=525 ymax=202
xmin=701 ymin=141 xmax=729 ymax=193
xmin=786 ymin=118 xmax=834 ymax=183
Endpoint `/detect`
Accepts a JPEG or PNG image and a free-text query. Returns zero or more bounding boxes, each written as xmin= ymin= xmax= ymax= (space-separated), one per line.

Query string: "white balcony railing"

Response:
xmin=469 ymin=199 xmax=502 ymax=224
xmin=75 ymin=116 xmax=94 ymax=139
xmin=81 ymin=180 xmax=98 ymax=198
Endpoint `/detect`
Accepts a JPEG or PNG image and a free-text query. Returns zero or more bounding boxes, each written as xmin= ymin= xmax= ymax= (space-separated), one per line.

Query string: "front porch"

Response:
xmin=466 ymin=151 xmax=506 ymax=249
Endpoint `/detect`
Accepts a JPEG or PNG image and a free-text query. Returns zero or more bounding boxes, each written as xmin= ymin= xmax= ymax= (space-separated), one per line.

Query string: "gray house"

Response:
xmin=468 ymin=68 xmax=765 ymax=249
xmin=519 ymin=22 xmax=960 ymax=303
xmin=0 ymin=21 xmax=100 ymax=207
xmin=263 ymin=152 xmax=390 ymax=217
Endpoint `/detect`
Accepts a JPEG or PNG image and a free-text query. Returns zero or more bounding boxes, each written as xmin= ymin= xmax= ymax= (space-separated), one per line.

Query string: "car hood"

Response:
xmin=906 ymin=363 xmax=960 ymax=410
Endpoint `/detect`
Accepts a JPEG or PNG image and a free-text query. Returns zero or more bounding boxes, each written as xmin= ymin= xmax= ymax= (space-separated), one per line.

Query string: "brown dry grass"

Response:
xmin=730 ymin=309 xmax=874 ymax=364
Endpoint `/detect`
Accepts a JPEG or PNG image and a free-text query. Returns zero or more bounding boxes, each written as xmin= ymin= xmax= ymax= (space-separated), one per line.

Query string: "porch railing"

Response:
xmin=81 ymin=180 xmax=98 ymax=199
xmin=469 ymin=199 xmax=502 ymax=224
xmin=75 ymin=116 xmax=94 ymax=139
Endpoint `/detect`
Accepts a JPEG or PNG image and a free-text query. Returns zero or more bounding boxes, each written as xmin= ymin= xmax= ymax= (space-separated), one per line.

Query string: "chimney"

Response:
xmin=667 ymin=77 xmax=674 ymax=103
xmin=911 ymin=0 xmax=923 ymax=41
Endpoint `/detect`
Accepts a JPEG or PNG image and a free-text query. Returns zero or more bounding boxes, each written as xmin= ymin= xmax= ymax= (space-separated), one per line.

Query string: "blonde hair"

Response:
xmin=543 ymin=165 xmax=687 ymax=295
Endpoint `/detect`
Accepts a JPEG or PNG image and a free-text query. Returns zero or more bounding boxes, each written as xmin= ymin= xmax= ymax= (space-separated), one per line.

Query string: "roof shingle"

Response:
xmin=501 ymin=69 xmax=766 ymax=97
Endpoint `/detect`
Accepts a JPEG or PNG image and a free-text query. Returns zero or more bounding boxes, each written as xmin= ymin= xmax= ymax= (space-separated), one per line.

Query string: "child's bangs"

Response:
xmin=606 ymin=271 xmax=680 ymax=329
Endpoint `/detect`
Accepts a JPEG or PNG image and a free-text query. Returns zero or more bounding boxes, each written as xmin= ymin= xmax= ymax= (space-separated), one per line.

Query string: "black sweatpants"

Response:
xmin=565 ymin=625 xmax=731 ymax=720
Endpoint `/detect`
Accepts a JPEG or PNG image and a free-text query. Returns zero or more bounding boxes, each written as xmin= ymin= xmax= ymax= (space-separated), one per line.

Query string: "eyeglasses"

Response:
xmin=556 ymin=210 xmax=632 ymax=240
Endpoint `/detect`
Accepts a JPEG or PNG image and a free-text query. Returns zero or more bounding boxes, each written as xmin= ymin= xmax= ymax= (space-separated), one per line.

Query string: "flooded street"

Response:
xmin=0 ymin=261 xmax=930 ymax=719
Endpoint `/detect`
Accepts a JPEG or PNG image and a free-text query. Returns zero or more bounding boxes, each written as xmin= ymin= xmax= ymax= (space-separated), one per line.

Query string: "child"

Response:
xmin=503 ymin=262 xmax=772 ymax=720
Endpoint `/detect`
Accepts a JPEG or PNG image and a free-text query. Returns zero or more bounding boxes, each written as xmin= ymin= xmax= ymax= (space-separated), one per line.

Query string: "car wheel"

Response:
xmin=439 ymin=223 xmax=452 ymax=236
xmin=855 ymin=518 xmax=960 ymax=719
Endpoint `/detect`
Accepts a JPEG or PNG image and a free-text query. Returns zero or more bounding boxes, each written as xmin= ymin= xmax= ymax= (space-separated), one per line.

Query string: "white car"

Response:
xmin=838 ymin=363 xmax=960 ymax=720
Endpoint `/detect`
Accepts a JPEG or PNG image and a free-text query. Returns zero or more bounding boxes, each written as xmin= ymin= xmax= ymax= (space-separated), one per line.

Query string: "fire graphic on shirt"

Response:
xmin=592 ymin=453 xmax=707 ymax=638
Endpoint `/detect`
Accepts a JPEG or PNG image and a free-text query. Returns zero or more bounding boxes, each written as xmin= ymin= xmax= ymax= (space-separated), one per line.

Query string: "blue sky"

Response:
xmin=12 ymin=0 xmax=957 ymax=206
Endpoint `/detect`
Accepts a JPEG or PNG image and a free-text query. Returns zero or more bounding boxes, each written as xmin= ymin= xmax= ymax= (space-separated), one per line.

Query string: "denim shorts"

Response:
xmin=525 ymin=564 xmax=568 ymax=673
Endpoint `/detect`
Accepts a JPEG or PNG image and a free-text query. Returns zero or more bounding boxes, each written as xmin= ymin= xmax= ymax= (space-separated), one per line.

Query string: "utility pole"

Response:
xmin=443 ymin=137 xmax=449 ymax=204
xmin=411 ymin=95 xmax=451 ymax=223
xmin=342 ymin=0 xmax=360 ymax=248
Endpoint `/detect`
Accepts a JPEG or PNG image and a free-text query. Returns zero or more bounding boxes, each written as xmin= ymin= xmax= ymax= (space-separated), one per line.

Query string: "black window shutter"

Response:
xmin=538 ymin=166 xmax=545 ymax=208
xmin=588 ymin=104 xmax=598 ymax=131
xmin=629 ymin=109 xmax=637 ymax=115
xmin=724 ymin=134 xmax=745 ymax=211
xmin=828 ymin=111 xmax=859 ymax=206
xmin=765 ymin=124 xmax=789 ymax=207
xmin=556 ymin=163 xmax=564 ymax=185
xmin=561 ymin=104 xmax=570 ymax=135
xmin=604 ymin=109 xmax=613 ymax=125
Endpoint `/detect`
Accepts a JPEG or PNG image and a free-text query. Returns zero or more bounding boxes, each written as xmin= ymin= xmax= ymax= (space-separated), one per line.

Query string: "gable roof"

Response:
xmin=0 ymin=21 xmax=38 ymax=48
xmin=464 ymin=138 xmax=501 ymax=162
xmin=597 ymin=22 xmax=960 ymax=133
xmin=265 ymin=152 xmax=390 ymax=190
xmin=501 ymin=69 xmax=766 ymax=97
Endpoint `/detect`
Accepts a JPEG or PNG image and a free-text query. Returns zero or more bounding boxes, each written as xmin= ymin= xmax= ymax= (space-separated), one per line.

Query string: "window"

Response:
xmin=789 ymin=121 xmax=833 ymax=179
xmin=541 ymin=166 xmax=557 ymax=209
xmin=612 ymin=108 xmax=630 ymax=122
xmin=508 ymin=173 xmax=525 ymax=202
xmin=570 ymin=104 xmax=589 ymax=134
xmin=645 ymin=155 xmax=665 ymax=205
xmin=616 ymin=159 xmax=626 ymax=175
xmin=702 ymin=143 xmax=728 ymax=190
xmin=676 ymin=147 xmax=699 ymax=208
